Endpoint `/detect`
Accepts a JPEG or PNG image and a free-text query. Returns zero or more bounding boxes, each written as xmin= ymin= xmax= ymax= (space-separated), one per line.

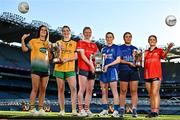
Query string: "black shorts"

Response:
xmin=31 ymin=71 xmax=49 ymax=77
xmin=119 ymin=70 xmax=139 ymax=82
xmin=145 ymin=77 xmax=160 ymax=83
xmin=79 ymin=69 xmax=95 ymax=80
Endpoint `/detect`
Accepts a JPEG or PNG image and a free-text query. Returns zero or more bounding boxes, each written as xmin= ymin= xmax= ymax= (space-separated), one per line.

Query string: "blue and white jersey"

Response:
xmin=101 ymin=44 xmax=122 ymax=68
xmin=119 ymin=44 xmax=137 ymax=71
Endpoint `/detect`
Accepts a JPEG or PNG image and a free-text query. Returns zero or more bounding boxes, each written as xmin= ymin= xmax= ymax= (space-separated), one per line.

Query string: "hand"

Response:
xmin=62 ymin=58 xmax=68 ymax=63
xmin=102 ymin=65 xmax=108 ymax=72
xmin=129 ymin=62 xmax=136 ymax=67
xmin=90 ymin=62 xmax=95 ymax=73
xmin=21 ymin=33 xmax=30 ymax=41
xmin=167 ymin=42 xmax=174 ymax=50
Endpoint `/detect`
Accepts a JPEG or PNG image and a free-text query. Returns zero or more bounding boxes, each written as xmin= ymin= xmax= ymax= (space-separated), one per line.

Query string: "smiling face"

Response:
xmin=40 ymin=26 xmax=48 ymax=38
xmin=62 ymin=26 xmax=71 ymax=39
xmin=83 ymin=27 xmax=92 ymax=40
xmin=148 ymin=35 xmax=157 ymax=47
xmin=123 ymin=32 xmax=132 ymax=44
xmin=106 ymin=32 xmax=114 ymax=45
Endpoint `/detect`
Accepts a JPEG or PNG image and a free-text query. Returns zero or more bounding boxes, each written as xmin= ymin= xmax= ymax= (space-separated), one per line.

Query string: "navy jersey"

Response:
xmin=101 ymin=44 xmax=122 ymax=68
xmin=119 ymin=44 xmax=137 ymax=71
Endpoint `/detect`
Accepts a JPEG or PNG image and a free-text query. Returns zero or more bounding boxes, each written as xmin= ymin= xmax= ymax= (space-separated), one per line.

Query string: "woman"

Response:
xmin=53 ymin=26 xmax=77 ymax=116
xmin=118 ymin=32 xmax=139 ymax=118
xmin=98 ymin=32 xmax=121 ymax=117
xmin=77 ymin=27 xmax=98 ymax=117
xmin=144 ymin=35 xmax=173 ymax=118
xmin=21 ymin=25 xmax=50 ymax=116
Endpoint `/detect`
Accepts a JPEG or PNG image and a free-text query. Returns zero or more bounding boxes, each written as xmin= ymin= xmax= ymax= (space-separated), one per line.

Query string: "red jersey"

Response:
xmin=144 ymin=47 xmax=167 ymax=80
xmin=77 ymin=40 xmax=98 ymax=71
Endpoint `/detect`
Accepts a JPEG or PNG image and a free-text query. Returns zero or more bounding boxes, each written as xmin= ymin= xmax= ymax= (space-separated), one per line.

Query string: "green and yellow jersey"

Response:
xmin=54 ymin=39 xmax=77 ymax=72
xmin=27 ymin=38 xmax=50 ymax=74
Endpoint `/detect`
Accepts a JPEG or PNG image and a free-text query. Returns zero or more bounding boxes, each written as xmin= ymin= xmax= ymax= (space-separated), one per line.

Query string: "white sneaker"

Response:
xmin=29 ymin=108 xmax=39 ymax=116
xmin=78 ymin=109 xmax=87 ymax=117
xmin=86 ymin=110 xmax=94 ymax=117
xmin=59 ymin=111 xmax=65 ymax=116
xmin=112 ymin=110 xmax=119 ymax=118
xmin=72 ymin=110 xmax=78 ymax=116
xmin=38 ymin=109 xmax=47 ymax=116
xmin=99 ymin=110 xmax=108 ymax=116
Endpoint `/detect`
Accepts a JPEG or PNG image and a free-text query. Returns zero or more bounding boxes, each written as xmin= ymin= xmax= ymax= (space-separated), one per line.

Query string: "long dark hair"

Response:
xmin=36 ymin=25 xmax=49 ymax=41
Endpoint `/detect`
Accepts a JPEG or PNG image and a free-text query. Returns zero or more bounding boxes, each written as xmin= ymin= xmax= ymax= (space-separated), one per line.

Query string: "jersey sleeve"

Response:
xmin=159 ymin=48 xmax=167 ymax=59
xmin=116 ymin=46 xmax=122 ymax=58
xmin=77 ymin=41 xmax=83 ymax=50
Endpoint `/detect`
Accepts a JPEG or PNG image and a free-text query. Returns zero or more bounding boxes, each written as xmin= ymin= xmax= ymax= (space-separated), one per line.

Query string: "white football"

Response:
xmin=18 ymin=2 xmax=29 ymax=14
xmin=165 ymin=15 xmax=177 ymax=27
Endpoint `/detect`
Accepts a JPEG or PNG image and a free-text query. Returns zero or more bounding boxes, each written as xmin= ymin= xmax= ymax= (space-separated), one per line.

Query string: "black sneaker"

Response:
xmin=119 ymin=108 xmax=125 ymax=117
xmin=153 ymin=112 xmax=159 ymax=117
xmin=145 ymin=112 xmax=159 ymax=118
xmin=145 ymin=112 xmax=153 ymax=118
xmin=132 ymin=109 xmax=138 ymax=117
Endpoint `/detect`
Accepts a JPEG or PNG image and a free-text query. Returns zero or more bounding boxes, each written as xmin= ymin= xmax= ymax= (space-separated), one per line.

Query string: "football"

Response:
xmin=18 ymin=2 xmax=29 ymax=14
xmin=165 ymin=15 xmax=177 ymax=27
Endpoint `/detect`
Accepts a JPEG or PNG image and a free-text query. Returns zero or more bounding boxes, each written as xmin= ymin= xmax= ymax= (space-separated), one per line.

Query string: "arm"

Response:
xmin=63 ymin=52 xmax=78 ymax=63
xmin=21 ymin=34 xmax=30 ymax=52
xmin=103 ymin=57 xmax=121 ymax=72
xmin=120 ymin=59 xmax=136 ymax=67
xmin=162 ymin=42 xmax=174 ymax=58
xmin=77 ymin=49 xmax=95 ymax=73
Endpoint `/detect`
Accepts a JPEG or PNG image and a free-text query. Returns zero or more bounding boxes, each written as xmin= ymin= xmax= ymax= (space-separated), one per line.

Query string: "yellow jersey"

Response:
xmin=54 ymin=39 xmax=77 ymax=72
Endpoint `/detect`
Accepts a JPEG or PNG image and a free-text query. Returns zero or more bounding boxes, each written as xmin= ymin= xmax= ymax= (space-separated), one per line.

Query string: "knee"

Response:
xmin=152 ymin=90 xmax=159 ymax=96
xmin=130 ymin=89 xmax=138 ymax=96
xmin=32 ymin=86 xmax=38 ymax=94
xmin=120 ymin=89 xmax=127 ymax=95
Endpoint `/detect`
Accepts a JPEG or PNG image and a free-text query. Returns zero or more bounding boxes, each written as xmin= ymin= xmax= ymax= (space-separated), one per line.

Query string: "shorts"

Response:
xmin=31 ymin=71 xmax=49 ymax=77
xmin=119 ymin=70 xmax=139 ymax=82
xmin=78 ymin=69 xmax=95 ymax=80
xmin=53 ymin=71 xmax=75 ymax=80
xmin=99 ymin=68 xmax=118 ymax=83
xmin=145 ymin=77 xmax=160 ymax=83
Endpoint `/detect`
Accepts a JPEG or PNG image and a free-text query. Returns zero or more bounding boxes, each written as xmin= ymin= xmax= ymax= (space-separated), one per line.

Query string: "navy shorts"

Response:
xmin=119 ymin=70 xmax=139 ymax=82
xmin=79 ymin=69 xmax=95 ymax=80
xmin=99 ymin=68 xmax=118 ymax=83
xmin=145 ymin=77 xmax=160 ymax=83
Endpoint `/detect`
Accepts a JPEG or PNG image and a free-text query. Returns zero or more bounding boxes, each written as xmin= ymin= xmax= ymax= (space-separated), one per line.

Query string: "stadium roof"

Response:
xmin=0 ymin=12 xmax=80 ymax=43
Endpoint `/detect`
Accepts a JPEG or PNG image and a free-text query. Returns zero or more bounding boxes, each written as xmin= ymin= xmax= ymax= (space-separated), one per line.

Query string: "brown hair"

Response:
xmin=123 ymin=32 xmax=132 ymax=40
xmin=83 ymin=27 xmax=92 ymax=34
xmin=106 ymin=32 xmax=114 ymax=38
xmin=148 ymin=35 xmax=157 ymax=42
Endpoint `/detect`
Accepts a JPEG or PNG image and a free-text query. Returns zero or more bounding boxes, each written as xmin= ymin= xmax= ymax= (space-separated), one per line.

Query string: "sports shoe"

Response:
xmin=145 ymin=112 xmax=159 ymax=118
xmin=72 ymin=110 xmax=78 ymax=116
xmin=132 ymin=108 xmax=138 ymax=117
xmin=86 ymin=110 xmax=94 ymax=117
xmin=78 ymin=109 xmax=87 ymax=117
xmin=119 ymin=108 xmax=125 ymax=117
xmin=29 ymin=108 xmax=38 ymax=116
xmin=112 ymin=110 xmax=119 ymax=118
xmin=38 ymin=109 xmax=47 ymax=116
xmin=59 ymin=111 xmax=65 ymax=116
xmin=99 ymin=110 xmax=108 ymax=116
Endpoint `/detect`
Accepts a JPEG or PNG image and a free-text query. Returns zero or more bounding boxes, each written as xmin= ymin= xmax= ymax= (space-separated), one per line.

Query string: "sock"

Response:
xmin=114 ymin=105 xmax=119 ymax=111
xmin=102 ymin=104 xmax=108 ymax=110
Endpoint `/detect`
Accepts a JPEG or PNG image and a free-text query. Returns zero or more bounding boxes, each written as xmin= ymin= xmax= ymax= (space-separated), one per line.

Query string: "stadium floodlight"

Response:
xmin=31 ymin=20 xmax=51 ymax=28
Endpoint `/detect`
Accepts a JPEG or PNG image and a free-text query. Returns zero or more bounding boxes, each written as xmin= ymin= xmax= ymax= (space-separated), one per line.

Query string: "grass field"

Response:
xmin=0 ymin=111 xmax=180 ymax=120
